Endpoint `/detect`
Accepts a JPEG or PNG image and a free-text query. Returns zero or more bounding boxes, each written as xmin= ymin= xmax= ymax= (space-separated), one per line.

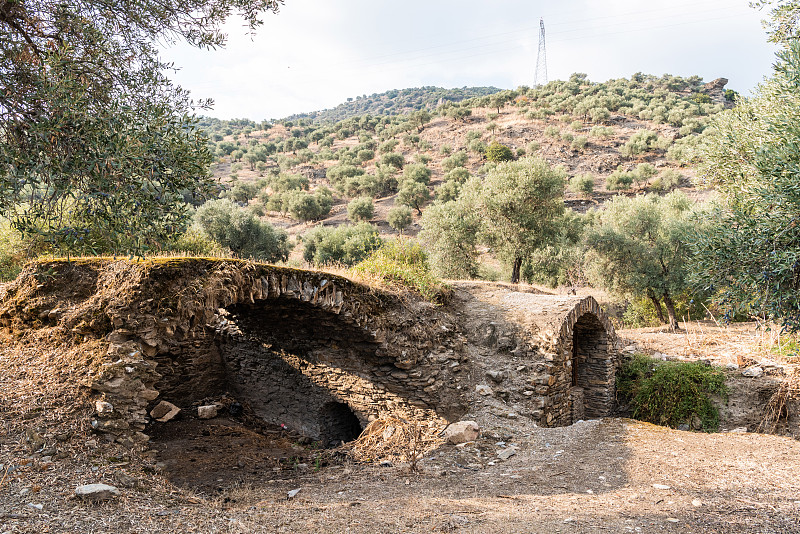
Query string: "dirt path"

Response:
xmin=1 ymin=416 xmax=799 ymax=533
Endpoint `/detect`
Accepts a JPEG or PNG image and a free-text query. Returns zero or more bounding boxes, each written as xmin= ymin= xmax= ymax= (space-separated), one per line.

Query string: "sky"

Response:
xmin=161 ymin=0 xmax=780 ymax=121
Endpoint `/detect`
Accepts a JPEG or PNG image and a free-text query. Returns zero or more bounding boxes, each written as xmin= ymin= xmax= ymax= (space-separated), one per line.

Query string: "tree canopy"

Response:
xmin=0 ymin=0 xmax=282 ymax=255
xmin=692 ymin=40 xmax=800 ymax=330
xmin=586 ymin=192 xmax=696 ymax=330
xmin=479 ymin=157 xmax=565 ymax=283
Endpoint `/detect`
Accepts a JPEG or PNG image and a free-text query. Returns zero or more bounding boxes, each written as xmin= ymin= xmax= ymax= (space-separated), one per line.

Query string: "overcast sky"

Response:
xmin=161 ymin=0 xmax=779 ymax=121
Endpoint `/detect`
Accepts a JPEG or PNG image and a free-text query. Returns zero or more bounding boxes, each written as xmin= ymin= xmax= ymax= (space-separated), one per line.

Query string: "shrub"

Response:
xmin=379 ymin=139 xmax=399 ymax=154
xmin=569 ymin=173 xmax=594 ymax=197
xmin=440 ymin=144 xmax=453 ymax=156
xmin=590 ymin=125 xmax=614 ymax=137
xmin=570 ymin=120 xmax=584 ymax=130
xmin=387 ymin=206 xmax=413 ymax=233
xmin=381 ymin=152 xmax=405 ymax=170
xmin=467 ymin=138 xmax=487 ymax=155
xmin=0 ymin=219 xmax=36 ymax=282
xmin=616 ymin=354 xmax=727 ymax=431
xmin=649 ymin=169 xmax=683 ymax=192
xmin=435 ymin=180 xmax=461 ymax=203
xmin=302 ymin=223 xmax=382 ymax=267
xmin=571 ymin=135 xmax=588 ymax=150
xmin=442 ymin=151 xmax=468 ymax=172
xmin=485 ymin=141 xmax=514 ymax=163
xmin=347 ymin=196 xmax=374 ymax=222
xmin=351 ymin=239 xmax=446 ymax=301
xmin=169 ymin=224 xmax=226 ymax=256
xmin=545 ymin=125 xmax=560 ymax=138
xmin=285 ymin=189 xmax=332 ymax=221
xmin=633 ymin=163 xmax=658 ymax=186
xmin=402 ymin=163 xmax=432 ymax=185
xmin=621 ymin=130 xmax=658 ymax=157
xmin=438 ymin=169 xmax=467 ymax=187
xmin=527 ymin=141 xmax=540 ymax=153
xmin=194 ymin=199 xmax=289 ymax=262
xmin=605 ymin=167 xmax=635 ymax=191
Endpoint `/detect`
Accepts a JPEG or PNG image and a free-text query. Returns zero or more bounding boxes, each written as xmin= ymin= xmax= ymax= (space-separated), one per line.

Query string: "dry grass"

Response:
xmin=346 ymin=416 xmax=446 ymax=468
xmin=758 ymin=369 xmax=800 ymax=433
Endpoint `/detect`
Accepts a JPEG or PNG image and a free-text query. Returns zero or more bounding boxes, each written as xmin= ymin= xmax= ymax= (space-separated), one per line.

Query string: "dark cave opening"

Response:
xmin=318 ymin=401 xmax=364 ymax=447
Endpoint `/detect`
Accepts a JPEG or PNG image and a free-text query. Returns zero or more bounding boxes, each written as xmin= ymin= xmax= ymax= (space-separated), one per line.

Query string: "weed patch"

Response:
xmin=617 ymin=353 xmax=727 ymax=431
xmin=351 ymin=240 xmax=449 ymax=302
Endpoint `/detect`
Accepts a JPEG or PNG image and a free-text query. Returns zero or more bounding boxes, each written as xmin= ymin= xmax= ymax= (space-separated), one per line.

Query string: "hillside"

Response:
xmin=194 ymin=73 xmax=734 ymax=285
xmin=282 ymin=86 xmax=502 ymax=123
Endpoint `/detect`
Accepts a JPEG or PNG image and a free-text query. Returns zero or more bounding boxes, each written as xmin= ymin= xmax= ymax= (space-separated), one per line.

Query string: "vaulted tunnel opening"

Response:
xmin=571 ymin=312 xmax=614 ymax=421
xmin=150 ymin=295 xmax=424 ymax=448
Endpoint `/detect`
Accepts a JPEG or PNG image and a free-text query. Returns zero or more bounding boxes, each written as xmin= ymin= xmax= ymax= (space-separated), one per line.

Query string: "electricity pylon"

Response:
xmin=534 ymin=18 xmax=547 ymax=87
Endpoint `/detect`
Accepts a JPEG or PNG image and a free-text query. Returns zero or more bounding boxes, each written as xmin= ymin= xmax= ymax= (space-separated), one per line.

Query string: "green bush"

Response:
xmin=605 ymin=167 xmax=634 ymax=191
xmin=545 ymin=125 xmax=560 ymax=138
xmin=351 ymin=239 xmax=445 ymax=301
xmin=381 ymin=152 xmax=405 ymax=170
xmin=402 ymin=163 xmax=432 ymax=185
xmin=571 ymin=135 xmax=588 ymax=150
xmin=467 ymin=138 xmax=487 ymax=155
xmin=0 ymin=219 xmax=35 ymax=282
xmin=569 ymin=173 xmax=594 ymax=197
xmin=649 ymin=169 xmax=683 ymax=192
xmin=387 ymin=206 xmax=413 ymax=233
xmin=485 ymin=141 xmax=514 ymax=163
xmin=302 ymin=223 xmax=382 ymax=267
xmin=435 ymin=180 xmax=461 ymax=203
xmin=347 ymin=196 xmax=374 ymax=222
xmin=621 ymin=130 xmax=658 ymax=158
xmin=617 ymin=354 xmax=727 ymax=431
xmin=444 ymin=167 xmax=471 ymax=183
xmin=442 ymin=151 xmax=468 ymax=172
xmin=169 ymin=224 xmax=226 ymax=256
xmin=590 ymin=125 xmax=614 ymax=137
xmin=194 ymin=199 xmax=289 ymax=262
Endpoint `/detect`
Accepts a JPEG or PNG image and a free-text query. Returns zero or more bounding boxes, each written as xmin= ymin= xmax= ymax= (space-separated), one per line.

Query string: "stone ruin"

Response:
xmin=0 ymin=259 xmax=620 ymax=447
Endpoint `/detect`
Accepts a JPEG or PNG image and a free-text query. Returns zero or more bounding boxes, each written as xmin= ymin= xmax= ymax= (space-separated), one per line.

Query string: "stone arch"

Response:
xmin=557 ymin=298 xmax=617 ymax=423
xmin=133 ymin=261 xmax=454 ymax=443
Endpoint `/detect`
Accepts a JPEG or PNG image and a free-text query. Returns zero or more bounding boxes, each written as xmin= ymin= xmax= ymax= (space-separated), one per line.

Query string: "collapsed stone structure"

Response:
xmin=0 ymin=259 xmax=619 ymax=447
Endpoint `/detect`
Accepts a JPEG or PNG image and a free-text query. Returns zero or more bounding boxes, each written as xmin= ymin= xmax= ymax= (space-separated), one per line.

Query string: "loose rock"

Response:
xmin=197 ymin=405 xmax=218 ymax=419
xmin=149 ymin=401 xmax=180 ymax=422
xmin=75 ymin=484 xmax=120 ymax=501
xmin=475 ymin=385 xmax=493 ymax=396
xmin=742 ymin=366 xmax=763 ymax=378
xmin=442 ymin=421 xmax=480 ymax=444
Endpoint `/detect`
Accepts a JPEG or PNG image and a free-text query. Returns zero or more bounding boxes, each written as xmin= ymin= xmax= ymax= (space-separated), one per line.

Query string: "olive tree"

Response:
xmin=691 ymin=40 xmax=800 ymax=330
xmin=479 ymin=157 xmax=565 ymax=283
xmin=585 ymin=192 xmax=696 ymax=330
xmin=194 ymin=199 xmax=289 ymax=262
xmin=0 ymin=0 xmax=282 ymax=256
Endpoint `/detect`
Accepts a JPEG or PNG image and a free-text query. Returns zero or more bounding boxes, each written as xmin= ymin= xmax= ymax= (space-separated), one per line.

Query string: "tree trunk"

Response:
xmin=511 ymin=257 xmax=522 ymax=284
xmin=662 ymin=291 xmax=680 ymax=331
xmin=646 ymin=287 xmax=666 ymax=324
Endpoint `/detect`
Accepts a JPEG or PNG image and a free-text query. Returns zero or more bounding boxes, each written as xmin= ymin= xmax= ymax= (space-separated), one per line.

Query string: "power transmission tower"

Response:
xmin=534 ymin=18 xmax=547 ymax=87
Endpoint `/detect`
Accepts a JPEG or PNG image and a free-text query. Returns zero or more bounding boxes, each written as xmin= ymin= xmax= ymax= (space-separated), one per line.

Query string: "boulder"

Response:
xmin=442 ymin=421 xmax=480 ymax=444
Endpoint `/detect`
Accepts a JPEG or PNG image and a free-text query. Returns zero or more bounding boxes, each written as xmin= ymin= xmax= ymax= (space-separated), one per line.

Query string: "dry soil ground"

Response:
xmin=2 ymin=323 xmax=800 ymax=533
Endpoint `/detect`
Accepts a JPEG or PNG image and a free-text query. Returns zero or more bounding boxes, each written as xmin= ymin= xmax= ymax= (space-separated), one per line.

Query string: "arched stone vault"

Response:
xmin=0 ymin=261 xmax=620 ymax=447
